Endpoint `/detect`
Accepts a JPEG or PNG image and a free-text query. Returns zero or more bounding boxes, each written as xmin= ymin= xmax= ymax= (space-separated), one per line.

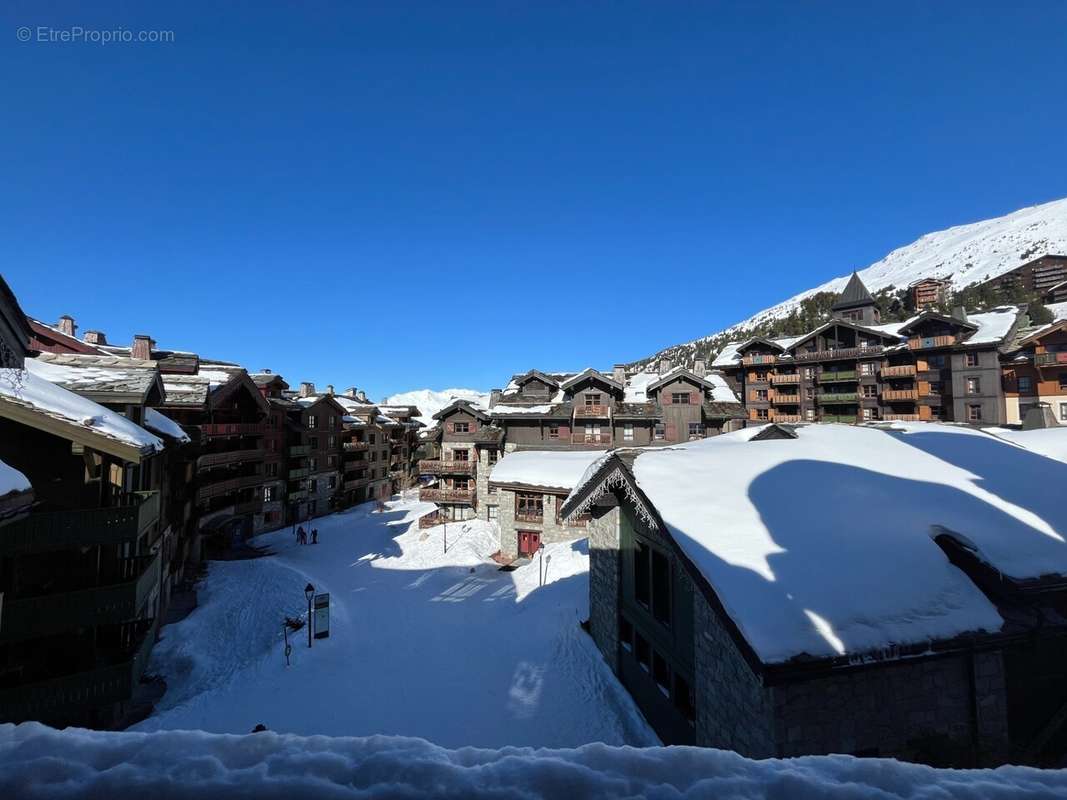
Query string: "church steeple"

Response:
xmin=831 ymin=272 xmax=880 ymax=325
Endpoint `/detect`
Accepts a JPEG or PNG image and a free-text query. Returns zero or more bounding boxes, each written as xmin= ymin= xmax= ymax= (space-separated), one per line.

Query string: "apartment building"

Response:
xmin=973 ymin=254 xmax=1067 ymax=302
xmin=716 ymin=273 xmax=1025 ymax=427
xmin=1002 ymin=320 xmax=1067 ymax=425
xmin=909 ymin=277 xmax=950 ymax=309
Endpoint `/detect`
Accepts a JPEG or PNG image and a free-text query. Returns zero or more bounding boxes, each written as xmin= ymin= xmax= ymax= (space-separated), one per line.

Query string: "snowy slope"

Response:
xmin=643 ymin=197 xmax=1067 ymax=362
xmin=381 ymin=388 xmax=490 ymax=426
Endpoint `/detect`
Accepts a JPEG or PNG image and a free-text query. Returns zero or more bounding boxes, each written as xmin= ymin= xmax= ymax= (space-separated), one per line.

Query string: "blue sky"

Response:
xmin=2 ymin=2 xmax=1065 ymax=399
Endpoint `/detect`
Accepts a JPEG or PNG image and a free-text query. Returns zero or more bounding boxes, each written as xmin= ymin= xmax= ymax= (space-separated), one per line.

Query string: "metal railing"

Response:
xmin=818 ymin=371 xmax=857 ymax=383
xmin=0 ymin=491 xmax=159 ymax=556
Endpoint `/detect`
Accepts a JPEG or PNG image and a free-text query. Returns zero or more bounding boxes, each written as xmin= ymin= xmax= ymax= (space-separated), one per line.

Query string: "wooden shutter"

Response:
xmin=691 ymin=391 xmax=699 ymax=405
xmin=665 ymin=423 xmax=677 ymax=441
xmin=446 ymin=422 xmax=454 ymax=433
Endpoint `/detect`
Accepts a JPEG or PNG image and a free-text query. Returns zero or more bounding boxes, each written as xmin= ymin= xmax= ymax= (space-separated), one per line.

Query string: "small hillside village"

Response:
xmin=2 ymin=263 xmax=1067 ymax=771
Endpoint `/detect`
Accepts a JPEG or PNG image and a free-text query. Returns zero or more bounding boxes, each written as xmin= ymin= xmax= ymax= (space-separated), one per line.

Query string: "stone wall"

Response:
xmin=495 ymin=487 xmax=590 ymax=558
xmin=770 ymin=650 xmax=1010 ymax=765
xmin=586 ymin=505 xmax=621 ymax=674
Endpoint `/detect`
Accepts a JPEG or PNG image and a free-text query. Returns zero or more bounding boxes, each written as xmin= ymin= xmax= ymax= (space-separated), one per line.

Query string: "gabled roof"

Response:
xmin=1014 ymin=319 xmax=1067 ymax=348
xmin=831 ymin=272 xmax=876 ymax=311
xmin=209 ymin=370 xmax=272 ymax=417
xmin=896 ymin=310 xmax=979 ymax=337
xmin=160 ymin=375 xmax=211 ymax=408
xmin=30 ymin=353 xmax=166 ymax=405
xmin=431 ymin=399 xmax=490 ymax=422
xmin=511 ymin=369 xmax=561 ymax=389
xmin=560 ymin=368 xmax=624 ymax=393
xmin=0 ymin=277 xmax=33 ymax=367
xmin=786 ymin=319 xmax=904 ymax=352
xmin=908 ymin=276 xmax=951 ymax=288
xmin=25 ymin=317 xmax=107 ymax=356
xmin=644 ymin=367 xmax=716 ymax=395
xmin=734 ymin=337 xmax=787 ymax=354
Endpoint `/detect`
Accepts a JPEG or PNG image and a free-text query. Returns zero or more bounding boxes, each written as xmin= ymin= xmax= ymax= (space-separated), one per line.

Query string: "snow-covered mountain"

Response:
xmin=640 ymin=197 xmax=1067 ymax=365
xmin=381 ymin=388 xmax=490 ymax=426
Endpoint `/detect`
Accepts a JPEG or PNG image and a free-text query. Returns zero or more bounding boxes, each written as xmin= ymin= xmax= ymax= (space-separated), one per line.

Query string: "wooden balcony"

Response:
xmin=908 ymin=335 xmax=956 ymax=350
xmin=0 ymin=551 xmax=160 ymax=643
xmin=747 ymin=392 xmax=770 ymax=404
xmin=0 ymin=491 xmax=159 ymax=556
xmin=882 ymin=414 xmax=920 ymax=421
xmin=419 ymin=460 xmax=476 ymax=476
xmin=772 ymin=414 xmax=802 ymax=423
xmin=343 ymin=440 xmax=370 ymax=451
xmin=816 ymin=393 xmax=858 ymax=404
xmin=1035 ymin=352 xmax=1067 ymax=366
xmin=882 ymin=389 xmax=918 ymax=401
xmin=796 ymin=346 xmax=884 ymax=362
xmin=881 ymin=364 xmax=917 ymax=378
xmin=515 ymin=512 xmax=544 ymax=523
xmin=418 ymin=511 xmax=442 ymax=529
xmin=770 ymin=393 xmax=800 ymax=405
xmin=821 ymin=414 xmax=857 ymax=423
xmin=199 ymin=422 xmax=266 ymax=437
xmin=196 ymin=474 xmax=266 ymax=502
xmin=574 ymin=405 xmax=611 ymax=418
xmin=742 ymin=354 xmax=777 ymax=366
xmin=570 ymin=433 xmax=612 ymax=445
xmin=769 ymin=373 xmax=800 ymax=384
xmin=818 ymin=371 xmax=856 ymax=383
xmin=419 ymin=487 xmax=476 ymax=504
xmin=344 ymin=476 xmax=368 ymax=489
xmin=198 ymin=448 xmax=263 ymax=469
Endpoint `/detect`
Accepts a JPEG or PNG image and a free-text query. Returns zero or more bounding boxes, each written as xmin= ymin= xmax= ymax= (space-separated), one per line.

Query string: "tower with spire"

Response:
xmin=830 ymin=272 xmax=880 ymax=326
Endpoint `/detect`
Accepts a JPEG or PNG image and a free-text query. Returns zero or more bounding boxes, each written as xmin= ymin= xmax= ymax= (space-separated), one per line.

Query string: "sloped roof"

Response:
xmin=432 ymin=399 xmax=491 ymax=422
xmin=831 ymin=272 xmax=876 ymax=311
xmin=560 ymin=368 xmax=624 ymax=393
xmin=30 ymin=353 xmax=165 ymax=403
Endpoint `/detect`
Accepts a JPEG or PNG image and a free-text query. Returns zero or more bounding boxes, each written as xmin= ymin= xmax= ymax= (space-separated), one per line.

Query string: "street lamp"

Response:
xmin=305 ymin=583 xmax=315 ymax=648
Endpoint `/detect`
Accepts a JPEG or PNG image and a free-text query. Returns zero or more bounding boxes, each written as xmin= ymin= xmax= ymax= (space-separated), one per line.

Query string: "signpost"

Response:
xmin=314 ymin=592 xmax=331 ymax=639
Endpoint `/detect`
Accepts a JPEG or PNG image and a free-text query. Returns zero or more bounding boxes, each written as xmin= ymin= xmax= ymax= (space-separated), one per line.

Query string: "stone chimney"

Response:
xmin=613 ymin=364 xmax=626 ymax=385
xmin=57 ymin=315 xmax=76 ymax=338
xmin=357 ymin=390 xmax=367 ymax=403
xmin=659 ymin=359 xmax=672 ymax=375
xmin=132 ymin=334 xmax=153 ymax=361
xmin=343 ymin=386 xmax=358 ymax=398
xmin=299 ymin=382 xmax=316 ymax=398
xmin=693 ymin=359 xmax=706 ymax=377
xmin=489 ymin=389 xmax=502 ymax=408
xmin=326 ymin=384 xmax=335 ymax=395
xmin=83 ymin=330 xmax=107 ymax=346
xmin=951 ymin=306 xmax=968 ymax=323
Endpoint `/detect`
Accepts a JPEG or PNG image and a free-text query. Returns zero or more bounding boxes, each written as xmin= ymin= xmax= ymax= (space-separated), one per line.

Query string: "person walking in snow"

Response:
xmin=311 ymin=528 xmax=319 ymax=545
xmin=296 ymin=525 xmax=305 ymax=545
xmin=298 ymin=526 xmax=308 ymax=546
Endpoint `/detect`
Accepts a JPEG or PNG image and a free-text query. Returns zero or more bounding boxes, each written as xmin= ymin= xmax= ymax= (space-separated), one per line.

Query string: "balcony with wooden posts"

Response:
xmin=198 ymin=448 xmax=263 ymax=469
xmin=882 ymin=388 xmax=918 ymax=401
xmin=769 ymin=373 xmax=800 ymax=385
xmin=574 ymin=404 xmax=611 ymax=418
xmin=796 ymin=346 xmax=884 ymax=362
xmin=0 ymin=491 xmax=159 ymax=556
xmin=419 ymin=487 xmax=476 ymax=504
xmin=772 ymin=414 xmax=802 ymax=423
xmin=196 ymin=473 xmax=266 ymax=502
xmin=818 ymin=370 xmax=857 ymax=383
xmin=419 ymin=460 xmax=476 ymax=476
xmin=908 ymin=335 xmax=957 ymax=350
xmin=882 ymin=414 xmax=921 ymax=421
xmin=199 ymin=422 xmax=267 ymax=437
xmin=343 ymin=440 xmax=370 ymax=451
xmin=881 ymin=364 xmax=917 ymax=378
xmin=570 ymin=433 xmax=612 ymax=445
xmin=821 ymin=414 xmax=857 ymax=423
xmin=742 ymin=354 xmax=777 ymax=366
xmin=816 ymin=392 xmax=858 ymax=404
xmin=770 ymin=392 xmax=800 ymax=405
xmin=515 ymin=511 xmax=544 ymax=523
xmin=1035 ymin=352 xmax=1067 ymax=366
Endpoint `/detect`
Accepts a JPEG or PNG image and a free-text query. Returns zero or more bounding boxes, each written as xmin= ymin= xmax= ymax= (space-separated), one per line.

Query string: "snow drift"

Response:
xmin=3 ymin=722 xmax=1066 ymax=799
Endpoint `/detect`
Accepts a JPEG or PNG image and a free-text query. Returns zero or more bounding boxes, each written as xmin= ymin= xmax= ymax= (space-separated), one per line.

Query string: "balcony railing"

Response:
xmin=419 ymin=487 xmax=476 ymax=504
xmin=742 ymin=354 xmax=777 ymax=366
xmin=199 ymin=423 xmax=267 ymax=437
xmin=0 ymin=491 xmax=159 ymax=556
xmin=197 ymin=448 xmax=263 ymax=469
xmin=883 ymin=414 xmax=920 ymax=421
xmin=818 ymin=371 xmax=857 ymax=383
xmin=0 ymin=551 xmax=160 ymax=643
xmin=816 ymin=393 xmax=858 ymax=404
xmin=343 ymin=440 xmax=370 ymax=451
xmin=287 ymin=444 xmax=312 ymax=457
xmin=772 ymin=414 xmax=802 ymax=423
xmin=796 ymin=346 xmax=884 ymax=362
xmin=418 ymin=512 xmax=442 ymax=529
xmin=196 ymin=474 xmax=265 ymax=502
xmin=770 ymin=393 xmax=800 ymax=405
xmin=1035 ymin=352 xmax=1067 ymax=366
xmin=288 ymin=467 xmax=310 ymax=480
xmin=748 ymin=393 xmax=770 ymax=403
xmin=821 ymin=414 xmax=857 ymax=423
xmin=908 ymin=335 xmax=956 ymax=350
xmin=882 ymin=389 xmax=918 ymax=401
xmin=419 ymin=460 xmax=477 ymax=476
xmin=515 ymin=511 xmax=544 ymax=523
xmin=881 ymin=364 xmax=917 ymax=378
xmin=570 ymin=433 xmax=612 ymax=445
xmin=769 ymin=373 xmax=800 ymax=384
xmin=574 ymin=405 xmax=611 ymax=418
xmin=344 ymin=476 xmax=368 ymax=489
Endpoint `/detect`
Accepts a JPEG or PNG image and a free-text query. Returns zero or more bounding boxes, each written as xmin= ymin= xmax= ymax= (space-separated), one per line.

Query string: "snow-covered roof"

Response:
xmin=1050 ymin=301 xmax=1067 ymax=322
xmin=29 ymin=353 xmax=162 ymax=399
xmin=161 ymin=375 xmax=211 ymax=407
xmin=144 ymin=408 xmax=190 ymax=443
xmin=1 ymin=366 xmax=163 ymax=456
xmin=489 ymin=449 xmax=609 ymax=492
xmin=958 ymin=307 xmax=1021 ymax=345
xmin=0 ymin=456 xmax=31 ymax=499
xmin=576 ymin=422 xmax=1067 ymax=664
xmin=488 ymin=404 xmax=558 ymax=416
xmin=984 ymin=426 xmax=1067 ymax=464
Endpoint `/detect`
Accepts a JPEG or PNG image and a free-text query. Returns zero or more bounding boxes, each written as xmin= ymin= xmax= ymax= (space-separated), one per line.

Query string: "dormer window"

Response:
xmin=671 ymin=393 xmax=691 ymax=405
xmin=585 ymin=393 xmax=601 ymax=406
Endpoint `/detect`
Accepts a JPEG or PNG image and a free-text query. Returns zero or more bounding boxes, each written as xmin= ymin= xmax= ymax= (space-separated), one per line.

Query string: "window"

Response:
xmin=634 ymin=541 xmax=650 ymax=608
xmin=673 ymin=673 xmax=695 ymax=724
xmin=619 ymin=617 xmax=633 ymax=652
xmin=266 ymin=463 xmax=278 ymax=477
xmin=1018 ymin=376 xmax=1033 ymax=393
xmin=327 ymin=476 xmax=337 ymax=489
xmin=968 ymin=404 xmax=982 ymax=422
xmin=688 ymin=422 xmax=702 ymax=439
xmin=453 ymin=421 xmax=470 ymax=433
xmin=653 ymin=424 xmax=665 ymax=440
xmin=862 ymin=384 xmax=877 ymax=398
xmin=965 ymin=351 xmax=979 ymax=367
xmin=929 ymin=381 xmax=942 ymax=395
xmin=634 ymin=633 xmax=650 ymax=673
xmin=966 ymin=376 xmax=981 ymax=395
xmin=453 ymin=448 xmax=469 ymax=462
xmin=805 ymin=408 xmax=815 ymax=421
xmin=1060 ymin=374 xmax=1067 ymax=390
xmin=309 ymin=479 xmax=318 ymax=493
xmin=652 ymin=650 xmax=671 ymax=696
xmin=370 ymin=451 xmax=377 ymax=462
xmin=623 ymin=423 xmax=634 ymax=441
xmin=329 ymin=415 xmax=336 ymax=429
xmin=755 ymin=389 xmax=768 ymax=401
xmin=548 ymin=423 xmax=559 ymax=439
xmin=516 ymin=492 xmax=543 ymax=519
xmin=756 ymin=408 xmax=769 ymax=420
xmin=487 ymin=505 xmax=498 ymax=520
xmin=369 ymin=433 xmax=376 ymax=444
xmin=1061 ymin=402 xmax=1067 ymax=422
xmin=487 ymin=450 xmax=499 ymax=466
xmin=671 ymin=392 xmax=691 ymax=405
xmin=928 ymin=355 xmax=946 ymax=369
xmin=310 ymin=436 xmax=318 ymax=449
xmin=488 ymin=484 xmax=497 ymax=495
xmin=862 ymin=407 xmax=874 ymax=420
xmin=860 ymin=362 xmax=875 ymax=376
xmin=327 ymin=455 xmax=336 ymax=468
xmin=453 ymin=477 xmax=470 ymax=490
xmin=805 ymin=386 xmax=815 ymax=399
xmin=585 ymin=393 xmax=602 ymax=406
xmin=263 ymin=486 xmax=276 ymax=502
xmin=309 ymin=457 xmax=318 ymax=470
xmin=651 ymin=549 xmax=671 ymax=628
xmin=307 ymin=414 xmax=318 ymax=429
xmin=328 ymin=435 xmax=336 ymax=447
xmin=803 ymin=367 xmax=815 ymax=380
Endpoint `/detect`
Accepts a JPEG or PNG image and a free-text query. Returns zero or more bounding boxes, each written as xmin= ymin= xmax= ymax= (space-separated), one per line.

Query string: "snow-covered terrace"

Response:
xmin=489 ymin=449 xmax=607 ymax=492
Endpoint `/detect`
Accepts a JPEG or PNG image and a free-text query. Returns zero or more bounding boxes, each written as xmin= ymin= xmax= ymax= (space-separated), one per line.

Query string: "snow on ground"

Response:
xmin=381 ymin=388 xmax=490 ymax=426
xmin=626 ymin=423 xmax=1067 ymax=663
xmin=984 ymin=426 xmax=1067 ymax=463
xmin=135 ymin=494 xmax=655 ymax=748
xmin=4 ymin=723 xmax=1067 ymax=800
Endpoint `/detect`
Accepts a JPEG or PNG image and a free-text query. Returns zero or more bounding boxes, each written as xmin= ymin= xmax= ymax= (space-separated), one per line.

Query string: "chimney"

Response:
xmin=613 ymin=364 xmax=626 ymax=384
xmin=260 ymin=368 xmax=272 ymax=374
xmin=951 ymin=306 xmax=968 ymax=323
xmin=693 ymin=359 xmax=707 ymax=377
xmin=299 ymin=382 xmax=316 ymax=398
xmin=659 ymin=359 xmax=672 ymax=375
xmin=489 ymin=389 xmax=502 ymax=408
xmin=343 ymin=386 xmax=358 ymax=398
xmin=57 ymin=315 xmax=76 ymax=338
xmin=357 ymin=390 xmax=367 ymax=403
xmin=83 ymin=330 xmax=107 ymax=346
xmin=326 ymin=384 xmax=335 ymax=395
xmin=132 ymin=334 xmax=153 ymax=361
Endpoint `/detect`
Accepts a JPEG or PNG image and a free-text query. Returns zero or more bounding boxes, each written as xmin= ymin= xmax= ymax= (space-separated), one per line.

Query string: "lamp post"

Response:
xmin=305 ymin=583 xmax=315 ymax=648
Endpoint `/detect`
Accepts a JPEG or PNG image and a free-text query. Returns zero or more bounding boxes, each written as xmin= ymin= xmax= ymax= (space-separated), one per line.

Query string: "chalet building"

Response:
xmin=334 ymin=389 xmax=399 ymax=505
xmin=0 ymin=281 xmax=167 ymax=727
xmin=561 ymin=423 xmax=1067 ymax=766
xmin=419 ymin=400 xmax=500 ymax=523
xmin=290 ymin=388 xmax=347 ymax=523
xmin=909 ymin=277 xmax=950 ymax=309
xmin=716 ymin=273 xmax=1025 ymax=427
xmin=1001 ymin=320 xmax=1067 ymax=426
xmin=972 ymin=254 xmax=1067 ymax=303
xmin=378 ymin=404 xmax=424 ymax=491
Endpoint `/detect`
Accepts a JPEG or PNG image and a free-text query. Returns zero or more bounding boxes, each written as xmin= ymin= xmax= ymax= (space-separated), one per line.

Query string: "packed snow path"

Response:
xmin=135 ymin=495 xmax=656 ymax=748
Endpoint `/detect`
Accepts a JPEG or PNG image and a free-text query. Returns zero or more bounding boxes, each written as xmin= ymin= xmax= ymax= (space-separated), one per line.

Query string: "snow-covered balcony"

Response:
xmin=419 ymin=487 xmax=476 ymax=504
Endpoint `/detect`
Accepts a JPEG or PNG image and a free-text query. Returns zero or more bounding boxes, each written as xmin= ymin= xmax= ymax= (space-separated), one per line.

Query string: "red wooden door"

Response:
xmin=517 ymin=531 xmax=542 ymax=556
